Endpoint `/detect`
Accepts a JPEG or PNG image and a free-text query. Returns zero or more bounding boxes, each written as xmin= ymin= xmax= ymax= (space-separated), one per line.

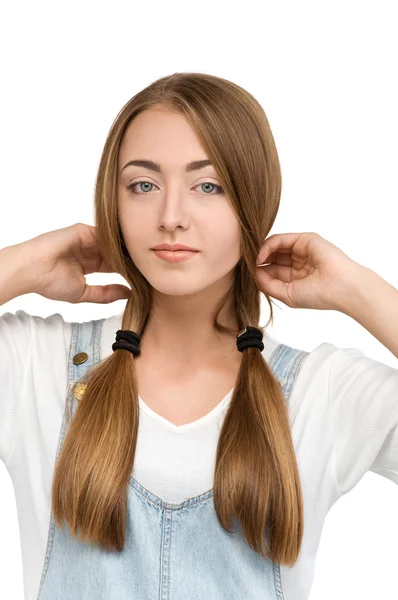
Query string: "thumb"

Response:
xmin=78 ymin=284 xmax=131 ymax=304
xmin=106 ymin=284 xmax=131 ymax=302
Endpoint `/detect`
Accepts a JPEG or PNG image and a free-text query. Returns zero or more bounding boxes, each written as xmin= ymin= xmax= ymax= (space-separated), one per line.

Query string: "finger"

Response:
xmin=255 ymin=268 xmax=292 ymax=305
xmin=81 ymin=255 xmax=117 ymax=276
xmin=257 ymin=233 xmax=303 ymax=265
xmin=257 ymin=264 xmax=293 ymax=283
xmin=77 ymin=284 xmax=131 ymax=304
xmin=257 ymin=252 xmax=293 ymax=267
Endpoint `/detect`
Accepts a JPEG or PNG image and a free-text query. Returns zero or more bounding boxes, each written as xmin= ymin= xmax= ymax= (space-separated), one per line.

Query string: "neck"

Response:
xmin=137 ymin=283 xmax=239 ymax=366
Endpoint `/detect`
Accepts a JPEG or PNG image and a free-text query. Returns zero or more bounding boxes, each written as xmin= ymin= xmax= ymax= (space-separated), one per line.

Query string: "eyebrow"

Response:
xmin=120 ymin=159 xmax=213 ymax=174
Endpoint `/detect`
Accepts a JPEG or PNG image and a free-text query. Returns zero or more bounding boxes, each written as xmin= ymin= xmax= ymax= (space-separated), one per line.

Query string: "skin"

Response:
xmin=117 ymin=105 xmax=243 ymax=371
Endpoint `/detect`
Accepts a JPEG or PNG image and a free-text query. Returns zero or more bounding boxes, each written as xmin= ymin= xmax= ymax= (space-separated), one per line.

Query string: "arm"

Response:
xmin=337 ymin=264 xmax=398 ymax=360
xmin=0 ymin=243 xmax=36 ymax=306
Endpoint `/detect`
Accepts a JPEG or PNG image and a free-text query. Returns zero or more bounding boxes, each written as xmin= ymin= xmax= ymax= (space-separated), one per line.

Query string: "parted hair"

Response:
xmin=51 ymin=72 xmax=304 ymax=566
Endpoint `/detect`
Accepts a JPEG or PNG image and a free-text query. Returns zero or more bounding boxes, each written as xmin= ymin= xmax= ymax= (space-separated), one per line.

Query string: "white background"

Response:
xmin=0 ymin=1 xmax=397 ymax=598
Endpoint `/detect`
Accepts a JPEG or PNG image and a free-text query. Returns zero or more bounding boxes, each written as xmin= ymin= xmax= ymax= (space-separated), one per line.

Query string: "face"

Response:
xmin=117 ymin=106 xmax=241 ymax=299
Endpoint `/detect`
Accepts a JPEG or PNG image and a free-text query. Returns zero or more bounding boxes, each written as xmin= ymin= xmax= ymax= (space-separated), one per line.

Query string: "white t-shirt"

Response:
xmin=1 ymin=309 xmax=397 ymax=600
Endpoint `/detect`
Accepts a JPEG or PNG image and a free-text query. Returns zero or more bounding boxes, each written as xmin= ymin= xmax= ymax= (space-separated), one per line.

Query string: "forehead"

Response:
xmin=118 ymin=108 xmax=211 ymax=172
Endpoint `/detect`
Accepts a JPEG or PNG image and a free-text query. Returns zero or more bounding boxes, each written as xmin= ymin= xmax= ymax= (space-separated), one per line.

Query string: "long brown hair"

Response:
xmin=52 ymin=72 xmax=304 ymax=567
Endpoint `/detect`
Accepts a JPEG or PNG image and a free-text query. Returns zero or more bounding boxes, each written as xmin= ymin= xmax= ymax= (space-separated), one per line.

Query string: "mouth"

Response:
xmin=152 ymin=249 xmax=199 ymax=263
xmin=151 ymin=245 xmax=199 ymax=252
xmin=152 ymin=249 xmax=197 ymax=252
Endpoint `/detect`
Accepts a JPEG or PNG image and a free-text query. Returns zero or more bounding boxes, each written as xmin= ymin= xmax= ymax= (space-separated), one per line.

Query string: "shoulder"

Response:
xmin=263 ymin=328 xmax=342 ymax=382
xmin=0 ymin=308 xmax=70 ymax=351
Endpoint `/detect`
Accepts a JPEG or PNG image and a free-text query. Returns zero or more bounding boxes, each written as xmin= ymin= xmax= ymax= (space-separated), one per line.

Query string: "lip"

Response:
xmin=151 ymin=243 xmax=199 ymax=252
xmin=152 ymin=249 xmax=198 ymax=263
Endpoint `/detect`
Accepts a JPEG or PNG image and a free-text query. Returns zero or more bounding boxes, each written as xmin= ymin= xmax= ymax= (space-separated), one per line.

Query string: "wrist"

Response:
xmin=0 ymin=242 xmax=37 ymax=302
xmin=333 ymin=262 xmax=377 ymax=318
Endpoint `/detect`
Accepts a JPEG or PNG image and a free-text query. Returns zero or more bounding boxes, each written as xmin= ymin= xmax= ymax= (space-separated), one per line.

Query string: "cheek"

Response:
xmin=119 ymin=207 xmax=151 ymax=249
xmin=207 ymin=215 xmax=241 ymax=262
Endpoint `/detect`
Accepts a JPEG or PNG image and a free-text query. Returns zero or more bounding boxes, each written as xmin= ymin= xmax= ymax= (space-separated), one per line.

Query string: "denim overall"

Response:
xmin=36 ymin=318 xmax=309 ymax=600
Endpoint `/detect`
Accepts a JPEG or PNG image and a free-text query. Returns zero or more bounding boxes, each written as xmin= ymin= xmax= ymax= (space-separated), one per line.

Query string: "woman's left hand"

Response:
xmin=255 ymin=232 xmax=362 ymax=311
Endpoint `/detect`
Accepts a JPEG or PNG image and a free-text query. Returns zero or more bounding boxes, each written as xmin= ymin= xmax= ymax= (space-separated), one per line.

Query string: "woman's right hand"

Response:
xmin=20 ymin=223 xmax=131 ymax=304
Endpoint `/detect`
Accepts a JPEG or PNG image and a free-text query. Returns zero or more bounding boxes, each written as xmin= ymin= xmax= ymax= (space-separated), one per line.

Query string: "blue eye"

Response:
xmin=125 ymin=181 xmax=155 ymax=195
xmin=125 ymin=181 xmax=224 ymax=196
xmin=198 ymin=182 xmax=224 ymax=195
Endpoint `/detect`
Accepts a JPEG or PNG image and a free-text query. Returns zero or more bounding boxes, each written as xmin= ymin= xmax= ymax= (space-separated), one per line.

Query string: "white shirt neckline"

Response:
xmin=137 ymin=388 xmax=234 ymax=432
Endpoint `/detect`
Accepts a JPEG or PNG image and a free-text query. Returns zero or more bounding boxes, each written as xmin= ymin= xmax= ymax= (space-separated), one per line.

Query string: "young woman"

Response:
xmin=1 ymin=72 xmax=397 ymax=600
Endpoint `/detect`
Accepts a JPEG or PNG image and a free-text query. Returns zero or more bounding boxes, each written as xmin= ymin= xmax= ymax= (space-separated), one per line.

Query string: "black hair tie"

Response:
xmin=112 ymin=325 xmax=264 ymax=356
xmin=236 ymin=326 xmax=264 ymax=353
xmin=112 ymin=329 xmax=141 ymax=357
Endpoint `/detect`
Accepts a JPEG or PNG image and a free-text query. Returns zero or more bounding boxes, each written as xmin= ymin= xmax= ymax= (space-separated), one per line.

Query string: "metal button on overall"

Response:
xmin=73 ymin=352 xmax=89 ymax=365
xmin=73 ymin=383 xmax=87 ymax=401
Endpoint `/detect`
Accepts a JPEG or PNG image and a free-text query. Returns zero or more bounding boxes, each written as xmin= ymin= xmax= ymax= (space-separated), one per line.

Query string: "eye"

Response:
xmin=124 ymin=181 xmax=224 ymax=196
xmin=125 ymin=181 xmax=157 ymax=195
xmin=195 ymin=182 xmax=224 ymax=195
